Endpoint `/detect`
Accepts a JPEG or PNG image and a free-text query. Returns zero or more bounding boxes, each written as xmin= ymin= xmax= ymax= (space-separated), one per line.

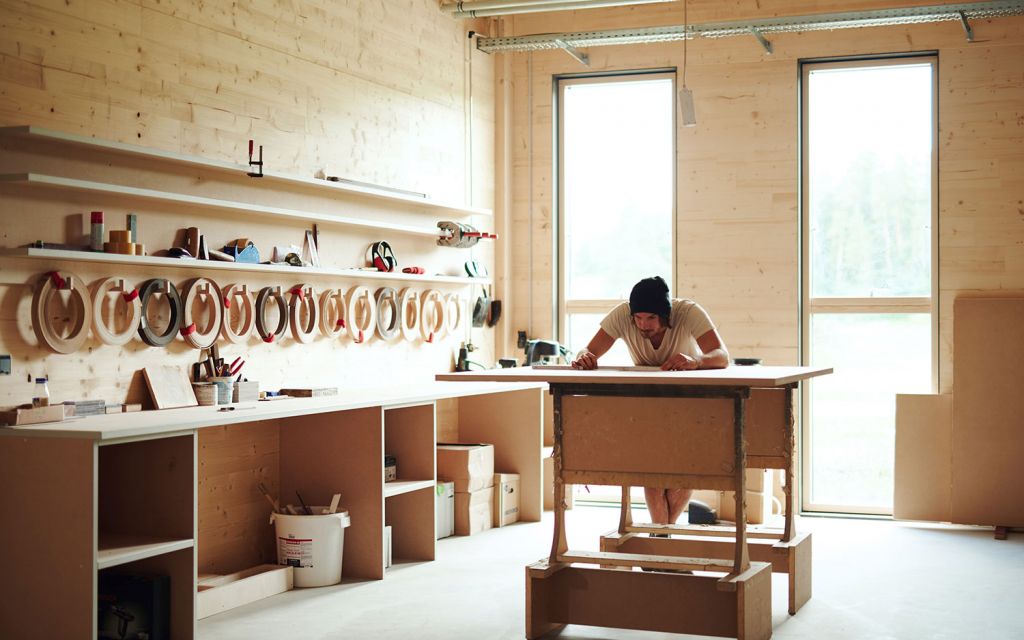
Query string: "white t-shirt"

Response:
xmin=599 ymin=299 xmax=716 ymax=367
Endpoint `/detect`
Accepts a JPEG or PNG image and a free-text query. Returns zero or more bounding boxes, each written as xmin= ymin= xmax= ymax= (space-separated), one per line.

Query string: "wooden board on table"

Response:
xmin=438 ymin=365 xmax=832 ymax=388
xmin=143 ymin=366 xmax=198 ymax=410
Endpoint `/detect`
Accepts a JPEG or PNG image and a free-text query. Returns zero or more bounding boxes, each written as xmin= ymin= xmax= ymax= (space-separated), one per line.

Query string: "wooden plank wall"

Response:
xmin=0 ymin=0 xmax=497 ymax=407
xmin=497 ymin=2 xmax=1024 ymax=391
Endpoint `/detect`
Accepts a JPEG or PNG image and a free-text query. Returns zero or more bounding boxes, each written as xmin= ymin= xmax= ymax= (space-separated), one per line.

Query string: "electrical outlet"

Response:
xmin=0 ymin=355 xmax=10 ymax=375
xmin=517 ymin=331 xmax=527 ymax=349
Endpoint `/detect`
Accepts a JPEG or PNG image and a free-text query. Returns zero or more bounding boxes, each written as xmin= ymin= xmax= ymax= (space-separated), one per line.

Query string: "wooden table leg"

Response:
xmin=548 ymin=389 xmax=568 ymax=562
xmin=733 ymin=392 xmax=750 ymax=575
xmin=782 ymin=384 xmax=796 ymax=543
xmin=618 ymin=485 xmax=632 ymax=534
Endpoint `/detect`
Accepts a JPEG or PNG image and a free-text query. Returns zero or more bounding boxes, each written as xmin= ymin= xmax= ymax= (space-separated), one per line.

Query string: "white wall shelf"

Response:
xmin=0 ymin=126 xmax=492 ymax=218
xmin=97 ymin=533 xmax=194 ymax=570
xmin=383 ymin=479 xmax=436 ymax=498
xmin=0 ymin=247 xmax=493 ymax=286
xmin=0 ymin=173 xmax=442 ymax=238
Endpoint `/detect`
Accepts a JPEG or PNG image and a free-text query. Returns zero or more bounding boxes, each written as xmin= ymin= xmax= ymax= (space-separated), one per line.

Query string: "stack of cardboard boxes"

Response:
xmin=437 ymin=444 xmax=522 ymax=535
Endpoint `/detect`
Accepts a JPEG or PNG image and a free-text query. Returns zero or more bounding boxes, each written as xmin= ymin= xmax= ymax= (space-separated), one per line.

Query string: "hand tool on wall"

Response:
xmin=247 ymin=139 xmax=264 ymax=178
xmin=437 ymin=221 xmax=497 ymax=248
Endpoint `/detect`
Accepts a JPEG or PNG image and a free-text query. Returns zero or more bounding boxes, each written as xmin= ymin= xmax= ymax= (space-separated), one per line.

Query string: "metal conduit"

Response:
xmin=446 ymin=0 xmax=671 ymax=18
xmin=473 ymin=0 xmax=1024 ymax=52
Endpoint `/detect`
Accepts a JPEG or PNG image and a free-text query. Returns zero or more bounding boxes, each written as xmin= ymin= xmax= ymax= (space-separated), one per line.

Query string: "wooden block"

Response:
xmin=143 ymin=366 xmax=199 ymax=410
xmin=108 ymin=230 xmax=132 ymax=243
xmin=894 ymin=394 xmax=952 ymax=522
xmin=103 ymin=241 xmax=134 ymax=254
xmin=1 ymin=404 xmax=67 ymax=426
xmin=278 ymin=387 xmax=338 ymax=398
xmin=196 ymin=565 xmax=293 ymax=619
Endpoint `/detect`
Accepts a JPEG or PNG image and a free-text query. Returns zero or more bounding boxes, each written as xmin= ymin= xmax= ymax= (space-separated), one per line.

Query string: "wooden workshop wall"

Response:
xmin=497 ymin=2 xmax=1024 ymax=391
xmin=0 ymin=0 xmax=497 ymax=408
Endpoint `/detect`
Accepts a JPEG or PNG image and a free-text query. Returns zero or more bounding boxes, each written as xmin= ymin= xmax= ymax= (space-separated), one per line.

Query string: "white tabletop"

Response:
xmin=0 ymin=380 xmax=546 ymax=441
xmin=436 ymin=365 xmax=832 ymax=388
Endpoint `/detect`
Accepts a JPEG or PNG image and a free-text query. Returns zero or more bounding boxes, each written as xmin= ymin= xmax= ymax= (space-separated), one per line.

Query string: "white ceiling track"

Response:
xmin=443 ymin=0 xmax=672 ymax=19
xmin=474 ymin=0 xmax=1024 ymax=52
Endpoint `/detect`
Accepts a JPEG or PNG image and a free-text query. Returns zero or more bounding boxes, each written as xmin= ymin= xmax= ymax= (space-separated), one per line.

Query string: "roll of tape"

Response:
xmin=181 ymin=277 xmax=223 ymax=350
xmin=318 ymin=288 xmax=347 ymax=339
xmin=398 ymin=287 xmax=420 ymax=342
xmin=32 ymin=271 xmax=92 ymax=354
xmin=444 ymin=293 xmax=463 ymax=334
xmin=375 ymin=287 xmax=401 ymax=341
xmin=137 ymin=278 xmax=183 ymax=347
xmin=89 ymin=277 xmax=141 ymax=346
xmin=255 ymin=286 xmax=289 ymax=343
xmin=419 ymin=289 xmax=446 ymax=343
xmin=220 ymin=284 xmax=255 ymax=344
xmin=289 ymin=284 xmax=319 ymax=344
xmin=346 ymin=286 xmax=376 ymax=344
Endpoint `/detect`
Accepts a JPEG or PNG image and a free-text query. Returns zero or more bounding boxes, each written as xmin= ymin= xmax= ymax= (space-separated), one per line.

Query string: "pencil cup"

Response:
xmin=209 ymin=376 xmax=234 ymax=405
xmin=192 ymin=382 xmax=217 ymax=406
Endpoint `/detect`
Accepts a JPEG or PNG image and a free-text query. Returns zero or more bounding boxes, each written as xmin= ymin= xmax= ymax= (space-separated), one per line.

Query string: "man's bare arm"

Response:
xmin=571 ymin=328 xmax=616 ymax=369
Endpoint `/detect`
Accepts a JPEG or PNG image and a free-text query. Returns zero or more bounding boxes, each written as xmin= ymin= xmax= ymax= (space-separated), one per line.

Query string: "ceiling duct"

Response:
xmin=473 ymin=0 xmax=1024 ymax=53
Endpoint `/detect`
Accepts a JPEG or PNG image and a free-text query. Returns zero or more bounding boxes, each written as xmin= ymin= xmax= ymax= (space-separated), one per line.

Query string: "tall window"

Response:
xmin=801 ymin=58 xmax=937 ymax=514
xmin=557 ymin=72 xmax=676 ymax=361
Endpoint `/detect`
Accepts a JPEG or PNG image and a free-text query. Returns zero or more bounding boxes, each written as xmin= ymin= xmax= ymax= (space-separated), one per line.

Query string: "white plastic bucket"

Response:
xmin=271 ymin=508 xmax=351 ymax=587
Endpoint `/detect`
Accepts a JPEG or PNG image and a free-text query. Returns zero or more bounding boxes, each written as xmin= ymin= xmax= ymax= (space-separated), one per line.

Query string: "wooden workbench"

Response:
xmin=0 ymin=380 xmax=546 ymax=640
xmin=437 ymin=365 xmax=831 ymax=640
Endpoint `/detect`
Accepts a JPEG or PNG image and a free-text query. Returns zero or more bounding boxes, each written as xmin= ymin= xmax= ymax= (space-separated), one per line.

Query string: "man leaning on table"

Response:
xmin=570 ymin=275 xmax=730 ymax=528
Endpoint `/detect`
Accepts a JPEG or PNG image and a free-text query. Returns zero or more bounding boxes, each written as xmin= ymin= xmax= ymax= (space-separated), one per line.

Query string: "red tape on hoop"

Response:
xmin=355 ymin=329 xmax=364 ymax=344
xmin=263 ymin=334 xmax=275 ymax=343
xmin=289 ymin=286 xmax=304 ymax=297
xmin=180 ymin=322 xmax=197 ymax=337
xmin=336 ymin=318 xmax=345 ymax=328
xmin=48 ymin=271 xmax=66 ymax=289
xmin=223 ymin=295 xmax=231 ymax=309
xmin=122 ymin=288 xmax=140 ymax=302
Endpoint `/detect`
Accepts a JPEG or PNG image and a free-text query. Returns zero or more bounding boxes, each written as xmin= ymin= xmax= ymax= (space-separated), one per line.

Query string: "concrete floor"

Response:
xmin=198 ymin=507 xmax=1024 ymax=639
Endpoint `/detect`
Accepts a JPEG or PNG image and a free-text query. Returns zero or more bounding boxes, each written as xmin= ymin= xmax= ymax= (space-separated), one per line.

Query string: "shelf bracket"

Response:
xmin=958 ymin=11 xmax=974 ymax=41
xmin=554 ymin=39 xmax=590 ymax=67
xmin=750 ymin=27 xmax=773 ymax=54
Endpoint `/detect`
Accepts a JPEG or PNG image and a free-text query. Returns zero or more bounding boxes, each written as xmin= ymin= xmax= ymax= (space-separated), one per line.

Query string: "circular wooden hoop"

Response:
xmin=89 ymin=277 xmax=141 ymax=346
xmin=137 ymin=278 xmax=182 ymax=347
xmin=220 ymin=284 xmax=255 ymax=344
xmin=289 ymin=284 xmax=319 ymax=344
xmin=255 ymin=286 xmax=289 ymax=343
xmin=346 ymin=286 xmax=376 ymax=343
xmin=419 ymin=289 xmax=446 ymax=343
xmin=375 ymin=287 xmax=401 ymax=341
xmin=318 ymin=288 xmax=347 ymax=339
xmin=32 ymin=271 xmax=92 ymax=354
xmin=181 ymin=278 xmax=223 ymax=350
xmin=444 ymin=293 xmax=463 ymax=334
xmin=398 ymin=288 xmax=420 ymax=342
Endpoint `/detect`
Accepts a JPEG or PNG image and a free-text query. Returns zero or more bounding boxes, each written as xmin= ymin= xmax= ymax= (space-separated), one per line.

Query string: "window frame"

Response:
xmin=554 ymin=70 xmax=679 ymax=348
xmin=799 ymin=55 xmax=940 ymax=516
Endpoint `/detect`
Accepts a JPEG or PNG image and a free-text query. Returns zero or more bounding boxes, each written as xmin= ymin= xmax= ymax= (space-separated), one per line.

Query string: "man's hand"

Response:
xmin=571 ymin=350 xmax=599 ymax=370
xmin=661 ymin=353 xmax=700 ymax=371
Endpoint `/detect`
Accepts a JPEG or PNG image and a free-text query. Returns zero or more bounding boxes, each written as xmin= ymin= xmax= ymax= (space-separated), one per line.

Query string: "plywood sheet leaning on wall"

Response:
xmin=952 ymin=297 xmax=1024 ymax=527
xmin=893 ymin=394 xmax=952 ymax=522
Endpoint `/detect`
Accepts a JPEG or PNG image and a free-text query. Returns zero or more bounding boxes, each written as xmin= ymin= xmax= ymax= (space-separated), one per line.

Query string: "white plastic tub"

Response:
xmin=271 ymin=508 xmax=351 ymax=587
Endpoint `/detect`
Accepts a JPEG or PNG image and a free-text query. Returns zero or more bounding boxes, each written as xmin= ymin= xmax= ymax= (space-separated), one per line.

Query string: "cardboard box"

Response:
xmin=493 ymin=473 xmax=520 ymax=527
xmin=437 ymin=444 xmax=494 ymax=493
xmin=542 ymin=450 xmax=574 ymax=511
xmin=436 ymin=481 xmax=455 ymax=539
xmin=455 ymin=486 xmax=494 ymax=535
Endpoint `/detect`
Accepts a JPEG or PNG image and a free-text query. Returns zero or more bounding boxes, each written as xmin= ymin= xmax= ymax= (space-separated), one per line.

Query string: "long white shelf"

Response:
xmin=97 ymin=533 xmax=194 ymax=570
xmin=383 ymin=479 xmax=436 ymax=498
xmin=0 ymin=126 xmax=491 ymax=218
xmin=0 ymin=173 xmax=443 ymax=237
xmin=0 ymin=247 xmax=493 ymax=285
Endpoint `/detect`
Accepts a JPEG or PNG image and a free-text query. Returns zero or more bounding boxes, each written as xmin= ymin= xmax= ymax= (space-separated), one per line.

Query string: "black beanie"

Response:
xmin=629 ymin=276 xmax=671 ymax=319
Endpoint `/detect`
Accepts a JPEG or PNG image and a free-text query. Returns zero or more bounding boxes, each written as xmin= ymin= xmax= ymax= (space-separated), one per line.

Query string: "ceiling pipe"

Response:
xmin=443 ymin=0 xmax=672 ymax=19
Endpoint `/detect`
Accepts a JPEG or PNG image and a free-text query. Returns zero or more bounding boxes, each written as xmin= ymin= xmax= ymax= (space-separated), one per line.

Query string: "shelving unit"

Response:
xmin=384 ymin=403 xmax=438 ymax=567
xmin=0 ymin=246 xmax=493 ymax=286
xmin=0 ymin=173 xmax=441 ymax=237
xmin=97 ymin=534 xmax=194 ymax=570
xmin=383 ymin=479 xmax=437 ymax=498
xmin=0 ymin=126 xmax=492 ymax=218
